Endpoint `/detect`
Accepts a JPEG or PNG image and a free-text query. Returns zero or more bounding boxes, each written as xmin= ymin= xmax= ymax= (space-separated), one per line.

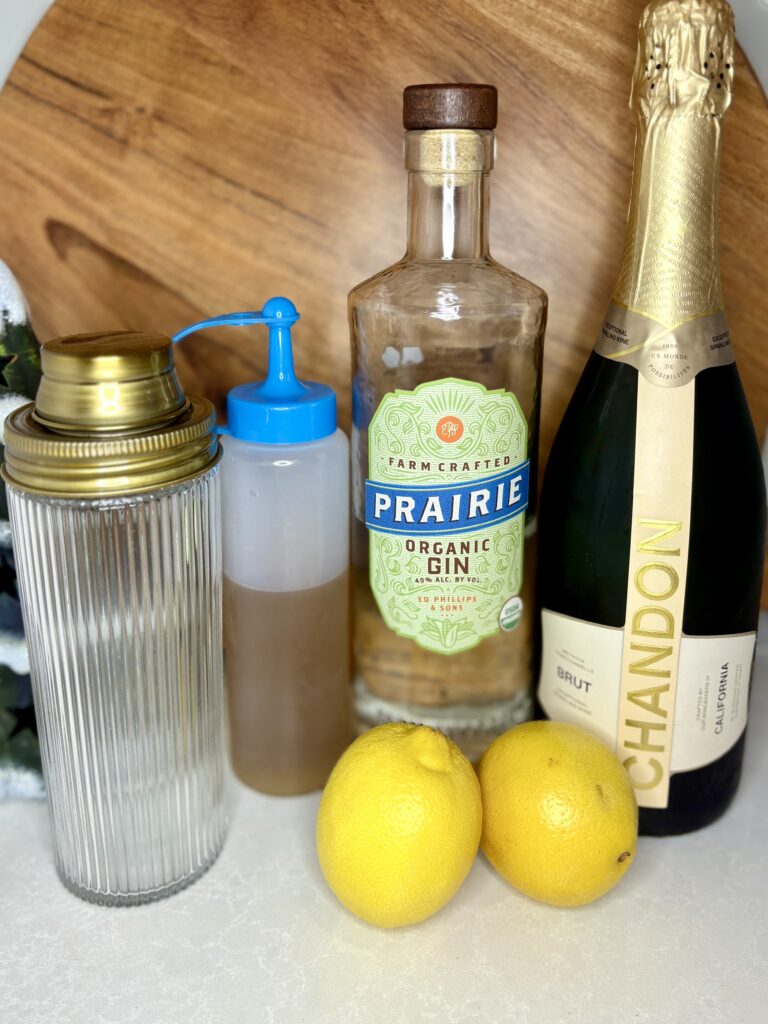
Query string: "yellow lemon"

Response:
xmin=316 ymin=723 xmax=482 ymax=928
xmin=478 ymin=721 xmax=638 ymax=907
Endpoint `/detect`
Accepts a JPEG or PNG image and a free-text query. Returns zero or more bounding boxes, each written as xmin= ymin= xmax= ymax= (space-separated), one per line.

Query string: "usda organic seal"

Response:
xmin=499 ymin=596 xmax=524 ymax=632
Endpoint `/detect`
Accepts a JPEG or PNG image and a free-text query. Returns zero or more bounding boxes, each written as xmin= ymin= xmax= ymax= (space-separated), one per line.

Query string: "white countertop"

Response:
xmin=1 ymin=622 xmax=767 ymax=1024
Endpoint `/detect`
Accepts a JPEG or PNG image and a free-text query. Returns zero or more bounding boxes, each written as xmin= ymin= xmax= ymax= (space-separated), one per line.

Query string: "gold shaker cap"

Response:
xmin=3 ymin=330 xmax=220 ymax=498
xmin=34 ymin=330 xmax=187 ymax=432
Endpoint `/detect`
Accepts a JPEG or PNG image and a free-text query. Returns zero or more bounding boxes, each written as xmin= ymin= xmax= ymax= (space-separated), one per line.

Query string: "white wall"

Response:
xmin=0 ymin=1 xmax=54 ymax=91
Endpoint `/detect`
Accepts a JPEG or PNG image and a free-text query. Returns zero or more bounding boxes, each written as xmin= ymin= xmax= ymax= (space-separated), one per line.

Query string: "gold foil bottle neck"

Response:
xmin=3 ymin=330 xmax=220 ymax=499
xmin=631 ymin=0 xmax=734 ymax=119
xmin=610 ymin=0 xmax=733 ymax=342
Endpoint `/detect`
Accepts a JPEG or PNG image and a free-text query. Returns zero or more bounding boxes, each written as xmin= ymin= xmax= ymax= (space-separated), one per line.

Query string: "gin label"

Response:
xmin=366 ymin=377 xmax=529 ymax=655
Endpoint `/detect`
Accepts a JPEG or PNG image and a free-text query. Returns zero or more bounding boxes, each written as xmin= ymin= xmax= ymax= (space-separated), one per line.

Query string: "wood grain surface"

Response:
xmin=0 ymin=0 xmax=766 ymax=594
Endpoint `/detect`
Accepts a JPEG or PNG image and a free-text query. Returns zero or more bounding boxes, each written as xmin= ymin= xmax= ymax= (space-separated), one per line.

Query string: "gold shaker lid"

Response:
xmin=3 ymin=330 xmax=221 ymax=498
xmin=34 ymin=330 xmax=187 ymax=432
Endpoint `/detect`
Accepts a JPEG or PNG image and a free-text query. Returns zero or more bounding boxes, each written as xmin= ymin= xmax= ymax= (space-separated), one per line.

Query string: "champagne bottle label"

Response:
xmin=622 ymin=374 xmax=695 ymax=804
xmin=561 ymin=289 xmax=739 ymax=805
xmin=365 ymin=377 xmax=529 ymax=655
xmin=538 ymin=610 xmax=755 ymax=776
xmin=595 ymin=304 xmax=734 ymax=385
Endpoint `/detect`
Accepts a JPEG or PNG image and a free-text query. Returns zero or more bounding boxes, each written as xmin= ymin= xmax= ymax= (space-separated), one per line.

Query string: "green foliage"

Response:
xmin=0 ymin=305 xmax=42 ymax=780
xmin=0 ymin=706 xmax=15 ymax=739
xmin=0 ymin=666 xmax=41 ymax=773
xmin=1 ymin=727 xmax=41 ymax=770
xmin=0 ymin=309 xmax=41 ymax=521
xmin=0 ymin=664 xmax=29 ymax=707
xmin=0 ymin=309 xmax=41 ymax=399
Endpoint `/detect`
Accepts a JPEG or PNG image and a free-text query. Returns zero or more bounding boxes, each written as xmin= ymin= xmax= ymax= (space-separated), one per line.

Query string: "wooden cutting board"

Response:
xmin=0 ymin=0 xmax=766 ymax=594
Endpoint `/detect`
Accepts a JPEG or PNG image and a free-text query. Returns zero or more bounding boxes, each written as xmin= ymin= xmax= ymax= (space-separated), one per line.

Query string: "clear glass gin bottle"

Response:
xmin=350 ymin=84 xmax=547 ymax=758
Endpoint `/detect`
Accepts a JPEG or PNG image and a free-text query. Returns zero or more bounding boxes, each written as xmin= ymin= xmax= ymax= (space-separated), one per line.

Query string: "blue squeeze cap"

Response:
xmin=172 ymin=297 xmax=336 ymax=444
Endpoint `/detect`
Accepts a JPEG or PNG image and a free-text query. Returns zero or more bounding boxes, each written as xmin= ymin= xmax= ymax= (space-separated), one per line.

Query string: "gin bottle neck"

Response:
xmin=406 ymin=172 xmax=490 ymax=260
xmin=404 ymin=130 xmax=493 ymax=261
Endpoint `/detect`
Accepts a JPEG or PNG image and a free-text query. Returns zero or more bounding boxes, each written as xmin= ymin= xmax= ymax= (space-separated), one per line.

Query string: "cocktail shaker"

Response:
xmin=3 ymin=330 xmax=226 ymax=905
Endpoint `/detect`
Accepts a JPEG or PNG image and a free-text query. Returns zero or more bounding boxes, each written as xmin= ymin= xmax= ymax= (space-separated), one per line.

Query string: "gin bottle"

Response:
xmin=350 ymin=84 xmax=547 ymax=757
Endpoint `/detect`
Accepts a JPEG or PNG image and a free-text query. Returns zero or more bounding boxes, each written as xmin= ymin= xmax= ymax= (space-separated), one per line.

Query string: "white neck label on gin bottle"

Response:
xmin=365 ymin=377 xmax=529 ymax=655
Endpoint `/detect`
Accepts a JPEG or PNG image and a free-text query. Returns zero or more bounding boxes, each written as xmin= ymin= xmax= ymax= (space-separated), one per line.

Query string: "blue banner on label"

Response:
xmin=365 ymin=462 xmax=529 ymax=536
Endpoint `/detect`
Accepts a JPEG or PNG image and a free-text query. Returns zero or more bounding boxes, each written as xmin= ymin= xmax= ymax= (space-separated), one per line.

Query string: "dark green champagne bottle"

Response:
xmin=537 ymin=0 xmax=766 ymax=836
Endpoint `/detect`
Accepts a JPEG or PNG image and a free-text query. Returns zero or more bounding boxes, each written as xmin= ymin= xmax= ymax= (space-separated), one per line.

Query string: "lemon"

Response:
xmin=316 ymin=723 xmax=482 ymax=928
xmin=478 ymin=721 xmax=638 ymax=907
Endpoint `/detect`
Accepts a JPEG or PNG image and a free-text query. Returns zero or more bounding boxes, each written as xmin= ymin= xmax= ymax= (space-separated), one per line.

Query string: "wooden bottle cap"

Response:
xmin=403 ymin=84 xmax=498 ymax=131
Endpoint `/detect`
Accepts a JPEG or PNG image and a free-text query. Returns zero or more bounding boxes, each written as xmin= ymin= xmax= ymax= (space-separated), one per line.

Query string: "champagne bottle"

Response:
xmin=537 ymin=0 xmax=766 ymax=835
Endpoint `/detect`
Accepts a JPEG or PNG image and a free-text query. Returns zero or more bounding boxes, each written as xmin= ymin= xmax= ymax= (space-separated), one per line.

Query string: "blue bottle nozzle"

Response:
xmin=173 ymin=297 xmax=336 ymax=445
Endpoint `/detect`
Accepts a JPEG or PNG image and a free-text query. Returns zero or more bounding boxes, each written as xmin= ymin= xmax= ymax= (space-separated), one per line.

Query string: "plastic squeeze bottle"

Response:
xmin=175 ymin=297 xmax=351 ymax=795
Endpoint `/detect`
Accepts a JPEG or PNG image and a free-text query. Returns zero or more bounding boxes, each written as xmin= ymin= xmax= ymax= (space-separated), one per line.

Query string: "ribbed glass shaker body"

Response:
xmin=7 ymin=465 xmax=226 ymax=905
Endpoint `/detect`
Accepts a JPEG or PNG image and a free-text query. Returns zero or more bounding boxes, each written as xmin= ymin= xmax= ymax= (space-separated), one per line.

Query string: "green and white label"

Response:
xmin=365 ymin=377 xmax=529 ymax=655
